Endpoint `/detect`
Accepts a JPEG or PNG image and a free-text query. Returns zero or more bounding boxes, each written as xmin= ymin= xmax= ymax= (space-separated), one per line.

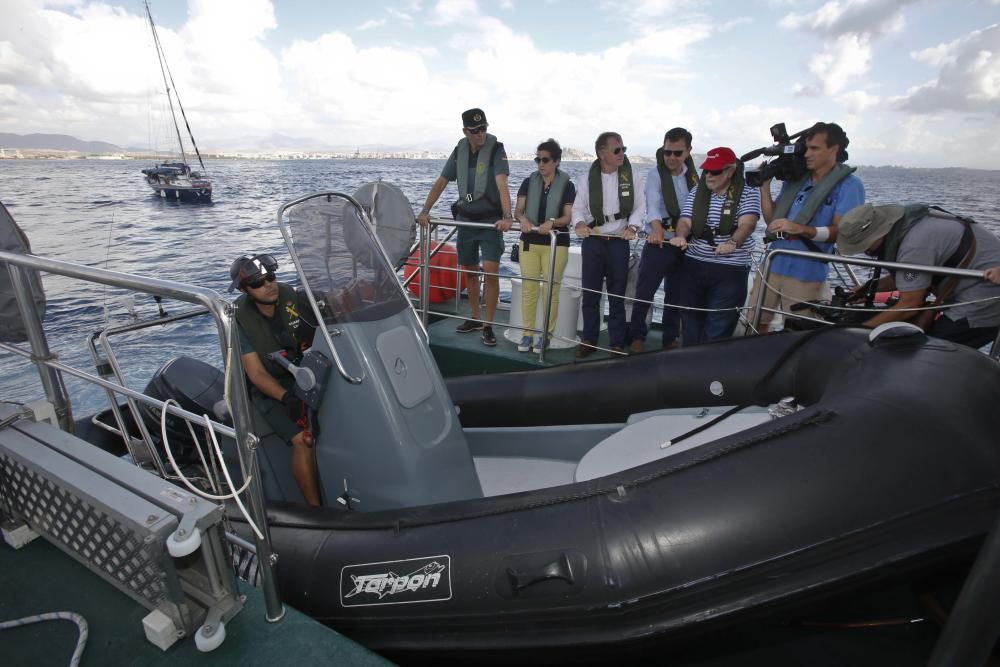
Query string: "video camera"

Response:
xmin=742 ymin=123 xmax=809 ymax=188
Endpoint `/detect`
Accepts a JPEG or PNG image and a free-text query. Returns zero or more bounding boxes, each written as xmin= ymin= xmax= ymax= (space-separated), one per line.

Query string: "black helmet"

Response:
xmin=228 ymin=253 xmax=278 ymax=292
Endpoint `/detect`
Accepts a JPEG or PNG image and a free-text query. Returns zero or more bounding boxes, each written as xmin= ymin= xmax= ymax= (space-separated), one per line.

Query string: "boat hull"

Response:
xmin=232 ymin=328 xmax=1000 ymax=657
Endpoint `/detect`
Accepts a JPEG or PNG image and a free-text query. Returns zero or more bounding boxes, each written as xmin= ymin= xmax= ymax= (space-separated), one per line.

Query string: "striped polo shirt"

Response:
xmin=680 ymin=184 xmax=761 ymax=267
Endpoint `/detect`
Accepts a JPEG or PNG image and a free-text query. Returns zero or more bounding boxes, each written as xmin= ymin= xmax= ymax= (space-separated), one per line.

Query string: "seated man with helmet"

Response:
xmin=837 ymin=203 xmax=1000 ymax=349
xmin=229 ymin=253 xmax=321 ymax=506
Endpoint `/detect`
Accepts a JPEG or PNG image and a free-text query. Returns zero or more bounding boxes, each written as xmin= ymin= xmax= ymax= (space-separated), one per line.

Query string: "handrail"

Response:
xmin=752 ymin=247 xmax=1000 ymax=359
xmin=86 ymin=306 xmax=211 ymax=474
xmin=414 ymin=217 xmax=565 ymax=360
xmin=0 ymin=249 xmax=285 ymax=622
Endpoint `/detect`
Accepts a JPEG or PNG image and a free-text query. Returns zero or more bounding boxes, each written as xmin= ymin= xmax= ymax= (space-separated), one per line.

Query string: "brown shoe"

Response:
xmin=611 ymin=345 xmax=625 ymax=354
xmin=666 ymin=339 xmax=681 ymax=350
xmin=575 ymin=342 xmax=594 ymax=359
xmin=629 ymin=339 xmax=644 ymax=354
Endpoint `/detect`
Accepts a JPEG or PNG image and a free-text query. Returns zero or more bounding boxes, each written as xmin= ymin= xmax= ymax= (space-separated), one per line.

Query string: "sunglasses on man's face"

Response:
xmin=245 ymin=273 xmax=276 ymax=290
xmin=466 ymin=126 xmax=487 ymax=135
xmin=534 ymin=156 xmax=553 ymax=164
xmin=704 ymin=167 xmax=731 ymax=176
xmin=609 ymin=146 xmax=627 ymax=155
xmin=662 ymin=149 xmax=685 ymax=157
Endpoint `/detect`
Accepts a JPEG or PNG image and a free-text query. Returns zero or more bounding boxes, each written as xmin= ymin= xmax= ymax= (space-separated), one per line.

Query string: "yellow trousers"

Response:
xmin=519 ymin=241 xmax=569 ymax=337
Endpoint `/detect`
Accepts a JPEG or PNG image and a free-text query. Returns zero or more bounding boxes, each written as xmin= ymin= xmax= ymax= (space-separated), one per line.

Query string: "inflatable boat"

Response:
xmin=114 ymin=192 xmax=1000 ymax=660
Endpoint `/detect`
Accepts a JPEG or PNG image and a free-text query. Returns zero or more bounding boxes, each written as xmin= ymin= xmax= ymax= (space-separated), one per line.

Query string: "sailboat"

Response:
xmin=139 ymin=0 xmax=212 ymax=201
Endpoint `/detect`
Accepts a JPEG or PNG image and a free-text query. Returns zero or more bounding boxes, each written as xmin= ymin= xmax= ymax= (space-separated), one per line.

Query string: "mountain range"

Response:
xmin=0 ymin=133 xmax=123 ymax=153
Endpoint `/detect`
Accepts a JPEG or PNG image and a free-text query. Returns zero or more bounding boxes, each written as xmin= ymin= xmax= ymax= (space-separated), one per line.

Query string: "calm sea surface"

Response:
xmin=1 ymin=158 xmax=998 ymax=414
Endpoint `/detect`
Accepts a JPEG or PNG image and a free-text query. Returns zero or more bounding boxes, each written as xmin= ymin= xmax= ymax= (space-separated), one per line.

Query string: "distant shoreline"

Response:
xmin=0 ymin=151 xmax=995 ymax=172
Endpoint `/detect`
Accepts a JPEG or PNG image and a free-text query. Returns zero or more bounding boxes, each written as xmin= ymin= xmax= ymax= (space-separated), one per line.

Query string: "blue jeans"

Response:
xmin=679 ymin=257 xmax=749 ymax=346
xmin=581 ymin=236 xmax=629 ymax=347
xmin=630 ymin=242 xmax=685 ymax=345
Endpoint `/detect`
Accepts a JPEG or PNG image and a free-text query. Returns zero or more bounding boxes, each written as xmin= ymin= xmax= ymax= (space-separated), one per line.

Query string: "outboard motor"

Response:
xmin=141 ymin=356 xmax=228 ymax=463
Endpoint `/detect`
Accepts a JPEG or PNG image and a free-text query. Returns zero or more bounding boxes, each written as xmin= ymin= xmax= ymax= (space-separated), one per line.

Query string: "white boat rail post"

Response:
xmin=761 ymin=248 xmax=1000 ymax=359
xmin=420 ymin=219 xmax=430 ymax=329
xmin=537 ymin=229 xmax=559 ymax=362
xmin=0 ymin=249 xmax=285 ymax=623
xmin=222 ymin=311 xmax=284 ymax=622
xmin=6 ymin=263 xmax=73 ymax=432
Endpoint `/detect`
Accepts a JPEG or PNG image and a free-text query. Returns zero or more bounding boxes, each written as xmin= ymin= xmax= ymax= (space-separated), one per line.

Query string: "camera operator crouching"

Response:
xmin=750 ymin=122 xmax=866 ymax=332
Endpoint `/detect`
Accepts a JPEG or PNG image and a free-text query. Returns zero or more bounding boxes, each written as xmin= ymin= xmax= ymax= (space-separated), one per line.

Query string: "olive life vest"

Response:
xmin=524 ymin=171 xmax=570 ymax=224
xmin=765 ymin=163 xmax=856 ymax=248
xmin=689 ymin=162 xmax=746 ymax=240
xmin=456 ymin=134 xmax=500 ymax=203
xmin=587 ymin=157 xmax=634 ymax=227
xmin=881 ymin=205 xmax=976 ymax=273
xmin=234 ymin=282 xmax=306 ymax=380
xmin=872 ymin=205 xmax=977 ymax=326
xmin=655 ymin=151 xmax=698 ymax=229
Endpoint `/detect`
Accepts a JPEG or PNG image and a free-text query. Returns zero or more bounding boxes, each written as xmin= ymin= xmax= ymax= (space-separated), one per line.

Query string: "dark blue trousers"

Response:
xmin=630 ymin=242 xmax=685 ymax=345
xmin=581 ymin=236 xmax=629 ymax=347
xmin=679 ymin=257 xmax=749 ymax=346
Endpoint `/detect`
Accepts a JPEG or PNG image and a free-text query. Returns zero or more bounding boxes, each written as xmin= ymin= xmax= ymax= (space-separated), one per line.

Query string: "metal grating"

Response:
xmin=0 ymin=452 xmax=168 ymax=606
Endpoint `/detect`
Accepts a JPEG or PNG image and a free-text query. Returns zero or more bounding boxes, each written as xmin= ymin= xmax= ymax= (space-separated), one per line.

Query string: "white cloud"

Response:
xmin=429 ymin=0 xmax=477 ymax=25
xmin=896 ymin=24 xmax=1000 ymax=114
xmin=840 ymin=89 xmax=880 ymax=113
xmin=808 ymin=33 xmax=873 ymax=94
xmin=358 ymin=18 xmax=387 ymax=30
xmin=780 ymin=0 xmax=916 ymax=39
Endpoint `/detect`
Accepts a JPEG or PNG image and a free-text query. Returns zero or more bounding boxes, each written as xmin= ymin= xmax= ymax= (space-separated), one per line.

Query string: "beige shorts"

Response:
xmin=750 ymin=273 xmax=831 ymax=329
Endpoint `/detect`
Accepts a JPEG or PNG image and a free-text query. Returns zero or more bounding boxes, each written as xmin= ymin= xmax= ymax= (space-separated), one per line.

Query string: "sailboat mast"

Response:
xmin=144 ymin=1 xmax=206 ymax=173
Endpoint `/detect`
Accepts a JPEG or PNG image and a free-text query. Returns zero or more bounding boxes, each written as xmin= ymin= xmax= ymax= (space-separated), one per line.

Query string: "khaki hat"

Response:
xmin=837 ymin=203 xmax=905 ymax=256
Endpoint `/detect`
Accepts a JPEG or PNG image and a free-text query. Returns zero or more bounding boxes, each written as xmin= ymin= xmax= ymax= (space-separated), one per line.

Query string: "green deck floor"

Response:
xmin=0 ymin=537 xmax=391 ymax=666
xmin=425 ymin=299 xmax=667 ymax=377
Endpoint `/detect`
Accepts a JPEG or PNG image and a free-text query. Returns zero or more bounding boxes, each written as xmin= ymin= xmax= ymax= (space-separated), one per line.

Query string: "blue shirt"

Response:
xmin=768 ymin=173 xmax=865 ymax=282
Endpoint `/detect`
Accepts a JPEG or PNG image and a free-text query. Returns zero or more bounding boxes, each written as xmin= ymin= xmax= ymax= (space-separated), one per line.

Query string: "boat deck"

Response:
xmin=425 ymin=298 xmax=668 ymax=376
xmin=0 ymin=538 xmax=391 ymax=666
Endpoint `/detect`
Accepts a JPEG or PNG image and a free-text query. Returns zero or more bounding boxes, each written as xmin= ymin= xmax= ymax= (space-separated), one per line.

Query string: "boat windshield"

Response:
xmin=281 ymin=193 xmax=410 ymax=325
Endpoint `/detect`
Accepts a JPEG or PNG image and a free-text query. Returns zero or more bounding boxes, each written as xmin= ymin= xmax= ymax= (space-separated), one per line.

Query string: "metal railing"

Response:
xmin=752 ymin=247 xmax=1000 ymax=359
xmin=414 ymin=217 xmax=563 ymax=361
xmin=0 ymin=250 xmax=285 ymax=622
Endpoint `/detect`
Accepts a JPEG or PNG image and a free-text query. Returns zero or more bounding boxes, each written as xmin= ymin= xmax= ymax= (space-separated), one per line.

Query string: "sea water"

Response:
xmin=1 ymin=158 xmax=998 ymax=414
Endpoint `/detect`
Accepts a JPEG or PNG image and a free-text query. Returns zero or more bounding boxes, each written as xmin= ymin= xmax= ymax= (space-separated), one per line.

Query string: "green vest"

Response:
xmin=234 ymin=283 xmax=304 ymax=379
xmin=766 ymin=163 xmax=856 ymax=244
xmin=587 ymin=157 xmax=634 ymax=227
xmin=689 ymin=163 xmax=746 ymax=239
xmin=524 ymin=171 xmax=570 ymax=224
xmin=456 ymin=134 xmax=498 ymax=202
xmin=655 ymin=151 xmax=698 ymax=228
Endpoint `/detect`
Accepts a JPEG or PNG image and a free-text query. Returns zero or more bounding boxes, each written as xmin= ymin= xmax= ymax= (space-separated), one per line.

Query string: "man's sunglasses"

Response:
xmin=610 ymin=146 xmax=627 ymax=155
xmin=466 ymin=126 xmax=487 ymax=135
xmin=534 ymin=156 xmax=553 ymax=164
xmin=662 ymin=149 xmax=685 ymax=157
xmin=245 ymin=273 xmax=276 ymax=289
xmin=704 ymin=166 xmax=732 ymax=176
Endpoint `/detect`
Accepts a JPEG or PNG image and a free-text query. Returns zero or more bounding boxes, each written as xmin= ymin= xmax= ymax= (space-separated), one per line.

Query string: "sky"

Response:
xmin=1 ymin=0 xmax=998 ymax=168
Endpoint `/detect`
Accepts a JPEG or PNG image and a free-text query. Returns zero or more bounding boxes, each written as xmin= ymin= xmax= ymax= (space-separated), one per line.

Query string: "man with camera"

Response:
xmin=417 ymin=108 xmax=514 ymax=347
xmin=754 ymin=122 xmax=865 ymax=332
xmin=628 ymin=127 xmax=699 ymax=353
xmin=571 ymin=131 xmax=645 ymax=357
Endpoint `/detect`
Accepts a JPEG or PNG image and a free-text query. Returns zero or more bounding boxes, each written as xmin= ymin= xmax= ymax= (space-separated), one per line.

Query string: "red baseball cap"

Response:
xmin=700 ymin=147 xmax=738 ymax=171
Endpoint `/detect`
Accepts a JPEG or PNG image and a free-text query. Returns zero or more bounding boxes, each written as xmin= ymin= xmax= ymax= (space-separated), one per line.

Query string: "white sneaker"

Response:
xmin=517 ymin=335 xmax=533 ymax=352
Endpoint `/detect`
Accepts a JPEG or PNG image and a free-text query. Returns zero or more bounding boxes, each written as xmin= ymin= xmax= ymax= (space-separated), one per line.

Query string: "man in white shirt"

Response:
xmin=571 ymin=132 xmax=645 ymax=357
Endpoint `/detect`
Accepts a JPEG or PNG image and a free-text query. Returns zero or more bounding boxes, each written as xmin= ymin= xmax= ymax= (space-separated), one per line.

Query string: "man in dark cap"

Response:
xmin=416 ymin=108 xmax=513 ymax=347
xmin=229 ymin=253 xmax=320 ymax=506
xmin=838 ymin=203 xmax=1000 ymax=348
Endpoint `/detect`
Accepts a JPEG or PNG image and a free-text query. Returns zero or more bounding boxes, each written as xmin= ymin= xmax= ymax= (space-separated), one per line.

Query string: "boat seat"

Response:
xmin=574 ymin=407 xmax=772 ymax=483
